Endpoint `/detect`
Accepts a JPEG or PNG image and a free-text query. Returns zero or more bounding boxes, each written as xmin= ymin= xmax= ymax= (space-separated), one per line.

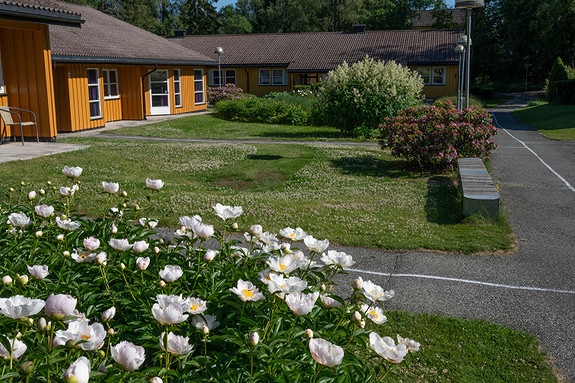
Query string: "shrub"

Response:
xmin=379 ymin=100 xmax=498 ymax=171
xmin=215 ymin=97 xmax=310 ymax=125
xmin=547 ymin=57 xmax=570 ymax=103
xmin=553 ymin=79 xmax=575 ymax=104
xmin=263 ymin=91 xmax=317 ymax=111
xmin=315 ymin=56 xmax=424 ymax=138
xmin=207 ymin=83 xmax=245 ymax=105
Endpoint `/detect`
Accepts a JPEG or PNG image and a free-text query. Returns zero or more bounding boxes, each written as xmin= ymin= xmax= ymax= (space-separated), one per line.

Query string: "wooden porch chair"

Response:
xmin=0 ymin=107 xmax=39 ymax=145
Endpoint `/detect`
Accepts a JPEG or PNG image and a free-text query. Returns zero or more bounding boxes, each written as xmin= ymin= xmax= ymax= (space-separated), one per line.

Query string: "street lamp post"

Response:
xmin=455 ymin=43 xmax=465 ymax=109
xmin=455 ymin=0 xmax=484 ymax=109
xmin=214 ymin=46 xmax=224 ymax=88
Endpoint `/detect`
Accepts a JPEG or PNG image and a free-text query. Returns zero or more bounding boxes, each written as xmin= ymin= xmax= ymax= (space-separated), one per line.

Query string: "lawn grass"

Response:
xmin=513 ymin=102 xmax=575 ymax=141
xmin=364 ymin=311 xmax=558 ymax=382
xmin=436 ymin=93 xmax=513 ymax=109
xmin=0 ymin=138 xmax=513 ymax=254
xmin=106 ymin=113 xmax=357 ymax=141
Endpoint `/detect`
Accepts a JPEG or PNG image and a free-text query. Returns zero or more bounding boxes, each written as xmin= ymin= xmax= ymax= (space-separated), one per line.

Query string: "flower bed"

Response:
xmin=0 ymin=166 xmax=419 ymax=382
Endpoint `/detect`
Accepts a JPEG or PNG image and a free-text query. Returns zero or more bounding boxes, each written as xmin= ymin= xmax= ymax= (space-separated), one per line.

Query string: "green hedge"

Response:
xmin=553 ymin=79 xmax=575 ymax=104
xmin=215 ymin=97 xmax=310 ymax=125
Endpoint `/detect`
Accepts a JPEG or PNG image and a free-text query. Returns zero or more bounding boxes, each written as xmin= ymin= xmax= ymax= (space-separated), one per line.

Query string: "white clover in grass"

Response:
xmin=146 ymin=178 xmax=164 ymax=190
xmin=159 ymin=332 xmax=193 ymax=356
xmin=362 ymin=279 xmax=395 ymax=302
xmin=230 ymin=279 xmax=265 ymax=302
xmin=183 ymin=297 xmax=207 ymax=315
xmin=136 ymin=257 xmax=150 ymax=270
xmin=0 ymin=336 xmax=27 ymax=360
xmin=213 ymin=203 xmax=243 ymax=220
xmin=397 ymin=334 xmax=420 ymax=352
xmin=45 ymin=294 xmax=77 ymax=320
xmin=192 ymin=222 xmax=214 ymax=240
xmin=267 ymin=273 xmax=307 ymax=295
xmin=361 ymin=304 xmax=387 ymax=325
xmin=63 ymin=356 xmax=91 ymax=383
xmin=309 ymin=338 xmax=344 ymax=367
xmin=159 ymin=265 xmax=183 ymax=282
xmin=102 ymin=181 xmax=119 ymax=194
xmin=27 ymin=265 xmax=49 ymax=280
xmin=55 ymin=320 xmax=106 ymax=351
xmin=0 ymin=295 xmax=45 ymax=319
xmin=192 ymin=314 xmax=220 ymax=331
xmin=320 ymin=294 xmax=342 ymax=308
xmin=285 ymin=292 xmax=319 ymax=316
xmin=8 ymin=212 xmax=30 ymax=228
xmin=35 ymin=205 xmax=54 ymax=218
xmin=133 ymin=240 xmax=149 ymax=253
xmin=369 ymin=332 xmax=408 ymax=363
xmin=71 ymin=250 xmax=97 ymax=263
xmin=109 ymin=238 xmax=132 ymax=251
xmin=179 ymin=215 xmax=202 ymax=230
xmin=83 ymin=236 xmax=100 ymax=251
xmin=267 ymin=254 xmax=298 ymax=274
xmin=111 ymin=341 xmax=145 ymax=371
xmin=304 ymin=235 xmax=329 ymax=253
xmin=56 ymin=217 xmax=81 ymax=231
xmin=279 ymin=227 xmax=307 ymax=241
xmin=62 ymin=166 xmax=82 ymax=178
xmin=321 ymin=250 xmax=355 ymax=268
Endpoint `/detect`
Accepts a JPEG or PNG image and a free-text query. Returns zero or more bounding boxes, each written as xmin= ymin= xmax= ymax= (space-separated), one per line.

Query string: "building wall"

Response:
xmin=54 ymin=64 xmax=208 ymax=132
xmin=0 ymin=20 xmax=57 ymax=140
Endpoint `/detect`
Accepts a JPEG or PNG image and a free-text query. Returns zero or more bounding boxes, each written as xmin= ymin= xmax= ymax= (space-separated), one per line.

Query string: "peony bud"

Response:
xmin=16 ymin=331 xmax=22 ymax=339
xmin=134 ymin=204 xmax=140 ymax=211
xmin=154 ymin=246 xmax=160 ymax=254
xmin=352 ymin=311 xmax=362 ymax=322
xmin=38 ymin=317 xmax=48 ymax=331
xmin=39 ymin=188 xmax=45 ymax=195
xmin=35 ymin=230 xmax=43 ymax=238
xmin=159 ymin=280 xmax=166 ymax=288
xmin=320 ymin=284 xmax=326 ymax=291
xmin=2 ymin=275 xmax=12 ymax=285
xmin=248 ymin=332 xmax=259 ymax=346
xmin=47 ymin=181 xmax=52 ymax=185
xmin=305 ymin=329 xmax=314 ymax=338
xmin=122 ymin=203 xmax=127 ymax=208
xmin=111 ymin=224 xmax=118 ymax=234
xmin=249 ymin=224 xmax=262 ymax=236
xmin=353 ymin=278 xmax=363 ymax=290
xmin=28 ymin=191 xmax=36 ymax=200
xmin=108 ymin=328 xmax=115 ymax=336
xmin=102 ymin=307 xmax=116 ymax=321
xmin=18 ymin=275 xmax=29 ymax=285
xmin=63 ymin=251 xmax=70 ymax=257
xmin=232 ymin=222 xmax=239 ymax=230
xmin=20 ymin=181 xmax=25 ymax=185
xmin=20 ymin=361 xmax=34 ymax=374
xmin=9 ymin=187 xmax=14 ymax=192
xmin=359 ymin=320 xmax=366 ymax=329
xmin=204 ymin=250 xmax=217 ymax=262
xmin=151 ymin=378 xmax=164 ymax=383
xmin=57 ymin=234 xmax=65 ymax=241
xmin=120 ymin=263 xmax=126 ymax=270
xmin=96 ymin=252 xmax=107 ymax=265
xmin=203 ymin=325 xmax=210 ymax=336
xmin=121 ymin=191 xmax=127 ymax=198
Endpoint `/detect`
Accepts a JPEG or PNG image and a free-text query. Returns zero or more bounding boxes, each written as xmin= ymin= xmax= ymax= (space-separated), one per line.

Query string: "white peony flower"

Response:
xmin=59 ymin=184 xmax=79 ymax=197
xmin=56 ymin=217 xmax=81 ymax=231
xmin=303 ymin=235 xmax=329 ymax=253
xmin=204 ymin=249 xmax=217 ymax=262
xmin=192 ymin=222 xmax=214 ymax=240
xmin=27 ymin=265 xmax=49 ymax=280
xmin=321 ymin=250 xmax=355 ymax=268
xmin=178 ymin=215 xmax=202 ymax=230
xmin=159 ymin=265 xmax=183 ymax=282
xmin=146 ymin=178 xmax=165 ymax=190
xmin=159 ymin=332 xmax=193 ymax=355
xmin=191 ymin=314 xmax=220 ymax=331
xmin=102 ymin=307 xmax=116 ymax=321
xmin=0 ymin=295 xmax=45 ymax=319
xmin=111 ymin=341 xmax=145 ymax=371
xmin=63 ymin=356 xmax=91 ymax=383
xmin=152 ymin=300 xmax=188 ymax=325
xmin=132 ymin=240 xmax=149 ymax=254
xmin=213 ymin=203 xmax=243 ymax=220
xmin=102 ymin=181 xmax=119 ymax=194
xmin=35 ymin=204 xmax=54 ymax=218
xmin=249 ymin=224 xmax=263 ymax=236
xmin=28 ymin=191 xmax=36 ymax=200
xmin=267 ymin=273 xmax=307 ymax=295
xmin=8 ymin=212 xmax=30 ymax=228
xmin=138 ymin=218 xmax=158 ymax=229
xmin=45 ymin=294 xmax=77 ymax=320
xmin=136 ymin=257 xmax=150 ymax=271
xmin=279 ymin=227 xmax=307 ymax=241
xmin=397 ymin=334 xmax=420 ymax=353
xmin=267 ymin=254 xmax=298 ymax=274
xmin=0 ymin=336 xmax=27 ymax=360
xmin=320 ymin=294 xmax=342 ymax=308
xmin=71 ymin=250 xmax=97 ymax=263
xmin=285 ymin=292 xmax=319 ymax=316
xmin=83 ymin=236 xmax=100 ymax=251
xmin=230 ymin=279 xmax=265 ymax=302
xmin=369 ymin=332 xmax=408 ymax=363
xmin=55 ymin=320 xmax=106 ymax=350
xmin=362 ymin=280 xmax=395 ymax=302
xmin=109 ymin=238 xmax=132 ymax=251
xmin=309 ymin=338 xmax=344 ymax=367
xmin=183 ymin=297 xmax=207 ymax=315
xmin=96 ymin=252 xmax=107 ymax=265
xmin=62 ymin=166 xmax=83 ymax=178
xmin=361 ymin=304 xmax=387 ymax=325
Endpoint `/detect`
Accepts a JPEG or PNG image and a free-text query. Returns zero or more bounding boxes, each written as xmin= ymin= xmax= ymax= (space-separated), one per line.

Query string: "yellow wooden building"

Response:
xmin=0 ymin=0 xmax=82 ymax=141
xmin=171 ymin=27 xmax=462 ymax=99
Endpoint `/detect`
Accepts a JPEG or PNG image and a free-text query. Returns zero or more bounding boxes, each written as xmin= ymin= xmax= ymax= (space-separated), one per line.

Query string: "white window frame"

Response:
xmin=209 ymin=69 xmax=222 ymax=86
xmin=224 ymin=69 xmax=236 ymax=85
xmin=87 ymin=68 xmax=102 ymax=119
xmin=415 ymin=67 xmax=431 ymax=85
xmin=194 ymin=69 xmax=205 ymax=105
xmin=432 ymin=67 xmax=446 ymax=85
xmin=259 ymin=69 xmax=271 ymax=85
xmin=174 ymin=69 xmax=182 ymax=108
xmin=0 ymin=51 xmax=5 ymax=94
xmin=272 ymin=69 xmax=287 ymax=85
xmin=102 ymin=69 xmax=119 ymax=100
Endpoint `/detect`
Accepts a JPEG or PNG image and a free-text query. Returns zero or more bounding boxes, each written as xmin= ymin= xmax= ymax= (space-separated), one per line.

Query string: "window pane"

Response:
xmin=174 ymin=70 xmax=180 ymax=81
xmin=175 ymin=94 xmax=181 ymax=106
xmin=195 ymin=93 xmax=204 ymax=104
xmin=195 ymin=81 xmax=203 ymax=92
xmin=174 ymin=82 xmax=180 ymax=93
xmin=90 ymin=102 xmax=100 ymax=118
xmin=88 ymin=70 xmax=98 ymax=84
xmin=151 ymin=71 xmax=168 ymax=82
xmin=110 ymin=84 xmax=118 ymax=96
xmin=104 ymin=85 xmax=110 ymax=98
xmin=225 ymin=70 xmax=236 ymax=84
xmin=194 ymin=70 xmax=203 ymax=80
xmin=88 ymin=86 xmax=99 ymax=101
xmin=151 ymin=83 xmax=168 ymax=94
xmin=272 ymin=69 xmax=285 ymax=85
xmin=260 ymin=70 xmax=270 ymax=84
xmin=109 ymin=70 xmax=117 ymax=83
xmin=152 ymin=95 xmax=168 ymax=107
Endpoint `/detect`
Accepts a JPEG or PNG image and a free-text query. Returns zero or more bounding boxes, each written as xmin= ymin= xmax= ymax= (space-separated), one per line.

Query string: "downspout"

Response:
xmin=142 ymin=65 xmax=158 ymax=120
xmin=244 ymin=67 xmax=250 ymax=94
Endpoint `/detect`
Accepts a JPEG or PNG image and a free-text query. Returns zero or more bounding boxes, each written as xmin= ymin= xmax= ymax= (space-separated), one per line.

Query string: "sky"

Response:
xmin=215 ymin=0 xmax=457 ymax=10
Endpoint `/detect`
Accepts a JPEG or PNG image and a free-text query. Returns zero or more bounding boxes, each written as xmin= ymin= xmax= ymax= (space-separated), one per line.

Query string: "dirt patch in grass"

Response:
xmin=213 ymin=172 xmax=285 ymax=191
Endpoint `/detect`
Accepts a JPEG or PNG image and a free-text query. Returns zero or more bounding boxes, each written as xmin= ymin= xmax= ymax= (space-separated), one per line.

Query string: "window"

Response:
xmin=87 ymin=69 xmax=101 ymax=119
xmin=0 ymin=51 xmax=5 ymax=94
xmin=321 ymin=74 xmax=329 ymax=83
xmin=415 ymin=67 xmax=431 ymax=85
xmin=174 ymin=69 xmax=182 ymax=107
xmin=209 ymin=69 xmax=223 ymax=86
xmin=432 ymin=67 xmax=446 ymax=85
xmin=225 ymin=69 xmax=236 ymax=85
xmin=272 ymin=69 xmax=287 ymax=85
xmin=259 ymin=69 xmax=270 ymax=85
xmin=102 ymin=69 xmax=119 ymax=99
xmin=194 ymin=69 xmax=205 ymax=105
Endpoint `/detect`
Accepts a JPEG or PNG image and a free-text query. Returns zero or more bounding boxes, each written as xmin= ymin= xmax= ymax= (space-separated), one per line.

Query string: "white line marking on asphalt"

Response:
xmin=492 ymin=113 xmax=575 ymax=193
xmin=346 ymin=268 xmax=575 ymax=295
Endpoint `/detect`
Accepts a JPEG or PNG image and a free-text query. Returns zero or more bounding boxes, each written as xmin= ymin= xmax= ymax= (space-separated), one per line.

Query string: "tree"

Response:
xmin=178 ymin=0 xmax=219 ymax=35
xmin=218 ymin=5 xmax=252 ymax=34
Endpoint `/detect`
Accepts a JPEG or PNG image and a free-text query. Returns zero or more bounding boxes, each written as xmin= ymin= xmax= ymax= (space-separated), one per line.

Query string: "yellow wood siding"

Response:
xmin=409 ymin=65 xmax=459 ymax=98
xmin=0 ymin=21 xmax=57 ymax=139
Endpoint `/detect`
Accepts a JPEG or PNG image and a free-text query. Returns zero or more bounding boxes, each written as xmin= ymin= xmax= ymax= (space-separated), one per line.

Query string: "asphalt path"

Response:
xmin=330 ymin=95 xmax=575 ymax=382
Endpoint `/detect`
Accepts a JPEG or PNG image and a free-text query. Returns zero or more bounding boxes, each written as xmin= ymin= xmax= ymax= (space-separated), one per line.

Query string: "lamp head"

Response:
xmin=214 ymin=46 xmax=224 ymax=55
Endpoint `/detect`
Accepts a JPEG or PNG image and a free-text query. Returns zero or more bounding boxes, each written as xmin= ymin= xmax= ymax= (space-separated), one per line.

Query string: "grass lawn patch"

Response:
xmin=513 ymin=102 xmax=575 ymax=141
xmin=364 ymin=311 xmax=558 ymax=382
xmin=436 ymin=94 xmax=512 ymax=109
xmin=0 ymin=138 xmax=513 ymax=254
xmin=106 ymin=113 xmax=359 ymax=141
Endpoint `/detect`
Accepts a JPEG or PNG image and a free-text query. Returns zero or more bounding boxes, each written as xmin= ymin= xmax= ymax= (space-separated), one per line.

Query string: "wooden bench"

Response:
xmin=457 ymin=158 xmax=500 ymax=219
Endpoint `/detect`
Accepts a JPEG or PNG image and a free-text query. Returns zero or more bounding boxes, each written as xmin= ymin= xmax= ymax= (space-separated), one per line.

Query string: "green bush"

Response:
xmin=215 ymin=97 xmax=310 ymax=125
xmin=263 ymin=91 xmax=317 ymax=111
xmin=553 ymin=79 xmax=575 ymax=104
xmin=547 ymin=57 xmax=570 ymax=103
xmin=315 ymin=56 xmax=424 ymax=138
xmin=207 ymin=84 xmax=246 ymax=105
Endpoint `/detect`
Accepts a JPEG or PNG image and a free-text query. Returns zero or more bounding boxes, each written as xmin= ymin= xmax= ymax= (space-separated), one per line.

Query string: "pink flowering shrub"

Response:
xmin=379 ymin=100 xmax=498 ymax=171
xmin=207 ymin=84 xmax=246 ymax=105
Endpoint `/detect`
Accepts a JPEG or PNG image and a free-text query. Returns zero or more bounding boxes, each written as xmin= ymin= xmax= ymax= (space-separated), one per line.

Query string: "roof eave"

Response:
xmin=52 ymin=55 xmax=217 ymax=66
xmin=0 ymin=4 xmax=83 ymax=27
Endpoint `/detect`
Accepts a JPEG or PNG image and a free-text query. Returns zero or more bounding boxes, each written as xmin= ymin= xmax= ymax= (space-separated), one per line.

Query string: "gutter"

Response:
xmin=142 ymin=65 xmax=158 ymax=120
xmin=51 ymin=55 xmax=216 ymax=67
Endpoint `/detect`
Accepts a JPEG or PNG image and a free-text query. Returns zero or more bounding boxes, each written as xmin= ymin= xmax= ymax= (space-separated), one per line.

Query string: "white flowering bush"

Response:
xmin=0 ymin=167 xmax=419 ymax=382
xmin=315 ymin=56 xmax=424 ymax=138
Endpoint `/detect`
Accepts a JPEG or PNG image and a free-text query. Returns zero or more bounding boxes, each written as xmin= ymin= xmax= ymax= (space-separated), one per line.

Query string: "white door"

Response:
xmin=149 ymin=70 xmax=170 ymax=115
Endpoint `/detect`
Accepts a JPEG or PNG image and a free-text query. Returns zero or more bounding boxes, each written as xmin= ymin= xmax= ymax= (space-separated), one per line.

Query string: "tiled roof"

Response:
xmin=0 ymin=0 xmax=83 ymax=25
xmin=171 ymin=29 xmax=462 ymax=72
xmin=412 ymin=9 xmax=466 ymax=28
xmin=49 ymin=1 xmax=215 ymax=66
